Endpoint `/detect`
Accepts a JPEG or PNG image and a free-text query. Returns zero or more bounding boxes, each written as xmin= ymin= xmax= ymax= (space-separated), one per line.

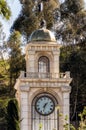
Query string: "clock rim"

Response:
xmin=35 ymin=95 xmax=55 ymax=116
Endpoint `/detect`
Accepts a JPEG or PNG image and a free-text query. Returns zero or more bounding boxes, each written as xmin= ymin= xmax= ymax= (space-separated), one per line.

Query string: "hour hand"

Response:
xmin=43 ymin=103 xmax=48 ymax=109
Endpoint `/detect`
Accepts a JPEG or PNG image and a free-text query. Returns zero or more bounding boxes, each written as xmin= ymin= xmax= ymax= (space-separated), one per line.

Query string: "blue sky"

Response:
xmin=0 ymin=0 xmax=21 ymax=40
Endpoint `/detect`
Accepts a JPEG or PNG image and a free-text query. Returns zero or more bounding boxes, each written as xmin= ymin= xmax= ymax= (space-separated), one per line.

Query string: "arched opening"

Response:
xmin=31 ymin=93 xmax=59 ymax=130
xmin=38 ymin=56 xmax=50 ymax=78
xmin=38 ymin=56 xmax=50 ymax=73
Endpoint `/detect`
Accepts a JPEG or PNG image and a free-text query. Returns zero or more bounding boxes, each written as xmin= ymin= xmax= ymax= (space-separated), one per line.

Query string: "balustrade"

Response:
xmin=20 ymin=71 xmax=70 ymax=79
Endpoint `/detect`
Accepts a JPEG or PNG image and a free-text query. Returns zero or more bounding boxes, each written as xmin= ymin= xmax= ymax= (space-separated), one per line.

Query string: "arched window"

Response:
xmin=38 ymin=56 xmax=50 ymax=73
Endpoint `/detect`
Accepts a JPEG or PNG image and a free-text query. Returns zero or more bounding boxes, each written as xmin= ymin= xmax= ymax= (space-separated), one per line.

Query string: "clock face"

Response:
xmin=35 ymin=96 xmax=55 ymax=116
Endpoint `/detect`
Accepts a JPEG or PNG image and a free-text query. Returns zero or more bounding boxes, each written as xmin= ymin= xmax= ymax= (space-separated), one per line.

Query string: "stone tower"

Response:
xmin=14 ymin=27 xmax=72 ymax=130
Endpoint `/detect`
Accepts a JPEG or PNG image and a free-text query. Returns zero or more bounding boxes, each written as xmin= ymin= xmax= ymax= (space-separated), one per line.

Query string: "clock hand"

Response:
xmin=43 ymin=103 xmax=48 ymax=109
xmin=42 ymin=103 xmax=48 ymax=113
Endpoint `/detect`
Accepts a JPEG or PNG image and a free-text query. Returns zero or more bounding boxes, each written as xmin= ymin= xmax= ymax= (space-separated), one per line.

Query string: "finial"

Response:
xmin=40 ymin=19 xmax=46 ymax=28
xmin=33 ymin=0 xmax=47 ymax=28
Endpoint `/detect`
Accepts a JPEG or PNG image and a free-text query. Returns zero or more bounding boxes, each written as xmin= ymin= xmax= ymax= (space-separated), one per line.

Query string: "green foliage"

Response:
xmin=0 ymin=98 xmax=20 ymax=130
xmin=0 ymin=23 xmax=10 ymax=87
xmin=0 ymin=0 xmax=11 ymax=20
xmin=0 ymin=25 xmax=25 ymax=97
xmin=10 ymin=0 xmax=86 ymax=45
xmin=0 ymin=86 xmax=10 ymax=97
xmin=55 ymin=0 xmax=86 ymax=45
xmin=0 ymin=98 xmax=10 ymax=130
xmin=11 ymin=0 xmax=59 ymax=40
xmin=61 ymin=0 xmax=84 ymax=15
xmin=78 ymin=107 xmax=86 ymax=130
xmin=39 ymin=0 xmax=58 ymax=29
xmin=8 ymin=31 xmax=25 ymax=87
xmin=7 ymin=99 xmax=20 ymax=130
xmin=63 ymin=107 xmax=86 ymax=130
xmin=39 ymin=123 xmax=43 ymax=130
xmin=11 ymin=0 xmax=39 ymax=39
xmin=0 ymin=60 xmax=9 ymax=86
xmin=0 ymin=99 xmax=8 ymax=119
xmin=60 ymin=45 xmax=86 ymax=121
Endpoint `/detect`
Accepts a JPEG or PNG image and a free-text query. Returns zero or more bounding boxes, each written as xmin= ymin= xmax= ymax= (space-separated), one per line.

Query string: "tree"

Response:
xmin=6 ymin=99 xmax=20 ymax=130
xmin=11 ymin=0 xmax=86 ymax=45
xmin=63 ymin=107 xmax=86 ymax=130
xmin=60 ymin=45 xmax=86 ymax=122
xmin=54 ymin=0 xmax=86 ymax=45
xmin=11 ymin=0 xmax=59 ymax=41
xmin=8 ymin=31 xmax=25 ymax=89
xmin=0 ymin=23 xmax=10 ymax=87
xmin=0 ymin=98 xmax=9 ymax=130
xmin=0 ymin=0 xmax=11 ymax=20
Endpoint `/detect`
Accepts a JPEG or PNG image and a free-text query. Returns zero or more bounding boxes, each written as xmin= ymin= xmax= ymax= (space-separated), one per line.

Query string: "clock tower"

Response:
xmin=14 ymin=27 xmax=72 ymax=130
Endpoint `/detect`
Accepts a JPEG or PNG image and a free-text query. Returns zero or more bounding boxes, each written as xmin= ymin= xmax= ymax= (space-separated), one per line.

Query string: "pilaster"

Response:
xmin=20 ymin=91 xmax=29 ymax=130
xmin=27 ymin=51 xmax=35 ymax=72
xmin=53 ymin=51 xmax=60 ymax=77
xmin=61 ymin=86 xmax=71 ymax=129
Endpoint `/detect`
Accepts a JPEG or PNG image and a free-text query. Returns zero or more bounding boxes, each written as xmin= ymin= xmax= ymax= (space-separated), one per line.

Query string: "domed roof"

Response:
xmin=29 ymin=28 xmax=56 ymax=42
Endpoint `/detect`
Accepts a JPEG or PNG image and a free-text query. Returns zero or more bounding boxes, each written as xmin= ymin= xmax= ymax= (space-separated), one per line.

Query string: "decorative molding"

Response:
xmin=19 ymin=79 xmax=71 ymax=89
xmin=61 ymin=86 xmax=71 ymax=92
xmin=26 ymin=44 xmax=61 ymax=52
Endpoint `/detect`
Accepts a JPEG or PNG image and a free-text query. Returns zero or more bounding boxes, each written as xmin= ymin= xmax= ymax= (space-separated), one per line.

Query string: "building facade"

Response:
xmin=14 ymin=28 xmax=72 ymax=130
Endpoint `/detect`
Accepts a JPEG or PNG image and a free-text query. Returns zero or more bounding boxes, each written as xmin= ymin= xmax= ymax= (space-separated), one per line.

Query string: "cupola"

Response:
xmin=29 ymin=28 xmax=56 ymax=42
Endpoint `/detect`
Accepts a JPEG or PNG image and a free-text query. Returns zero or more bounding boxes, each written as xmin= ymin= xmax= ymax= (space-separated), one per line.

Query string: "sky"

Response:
xmin=0 ymin=0 xmax=21 ymax=40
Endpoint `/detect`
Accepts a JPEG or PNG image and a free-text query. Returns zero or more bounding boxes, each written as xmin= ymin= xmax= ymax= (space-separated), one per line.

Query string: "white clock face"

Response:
xmin=35 ymin=96 xmax=55 ymax=116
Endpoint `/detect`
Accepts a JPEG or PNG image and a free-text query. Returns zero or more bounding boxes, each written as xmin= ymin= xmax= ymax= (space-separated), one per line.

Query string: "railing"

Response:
xmin=20 ymin=71 xmax=70 ymax=79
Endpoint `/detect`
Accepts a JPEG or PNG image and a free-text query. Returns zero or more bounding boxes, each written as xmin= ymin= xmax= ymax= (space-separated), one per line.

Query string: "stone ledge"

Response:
xmin=20 ymin=77 xmax=72 ymax=84
xmin=19 ymin=79 xmax=71 ymax=89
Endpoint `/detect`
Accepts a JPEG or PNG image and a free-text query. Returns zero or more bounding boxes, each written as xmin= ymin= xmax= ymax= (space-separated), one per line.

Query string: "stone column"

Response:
xmin=61 ymin=86 xmax=71 ymax=130
xmin=20 ymin=91 xmax=29 ymax=130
